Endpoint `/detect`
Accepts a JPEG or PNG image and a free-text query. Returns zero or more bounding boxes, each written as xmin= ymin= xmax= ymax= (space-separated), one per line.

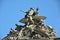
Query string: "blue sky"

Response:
xmin=0 ymin=0 xmax=60 ymax=38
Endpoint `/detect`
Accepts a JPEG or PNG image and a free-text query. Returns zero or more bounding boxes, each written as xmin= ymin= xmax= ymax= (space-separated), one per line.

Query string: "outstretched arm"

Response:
xmin=20 ymin=10 xmax=28 ymax=13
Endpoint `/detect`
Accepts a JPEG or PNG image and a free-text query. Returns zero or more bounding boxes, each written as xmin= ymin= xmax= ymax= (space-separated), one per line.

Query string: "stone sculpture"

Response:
xmin=3 ymin=8 xmax=59 ymax=40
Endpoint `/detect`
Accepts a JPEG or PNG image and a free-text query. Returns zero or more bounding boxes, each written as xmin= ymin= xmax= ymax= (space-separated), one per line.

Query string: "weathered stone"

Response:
xmin=2 ymin=8 xmax=58 ymax=40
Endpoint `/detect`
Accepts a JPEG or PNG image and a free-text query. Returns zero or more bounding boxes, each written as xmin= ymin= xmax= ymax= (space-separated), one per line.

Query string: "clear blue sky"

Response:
xmin=0 ymin=0 xmax=60 ymax=38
